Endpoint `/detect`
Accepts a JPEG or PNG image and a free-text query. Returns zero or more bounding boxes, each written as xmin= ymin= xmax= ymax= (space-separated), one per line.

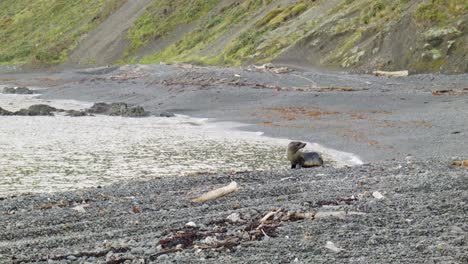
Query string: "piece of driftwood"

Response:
xmin=452 ymin=160 xmax=468 ymax=167
xmin=432 ymin=88 xmax=468 ymax=96
xmin=373 ymin=70 xmax=409 ymax=77
xmin=191 ymin=181 xmax=239 ymax=203
xmin=260 ymin=209 xmax=282 ymax=223
xmin=286 ymin=212 xmax=315 ymax=221
xmin=314 ymin=211 xmax=366 ymax=219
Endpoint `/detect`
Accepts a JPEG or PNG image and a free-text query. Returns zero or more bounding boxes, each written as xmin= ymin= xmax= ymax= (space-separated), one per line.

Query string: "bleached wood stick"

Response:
xmin=191 ymin=181 xmax=239 ymax=203
xmin=288 ymin=212 xmax=315 ymax=220
xmin=373 ymin=70 xmax=409 ymax=77
xmin=315 ymin=211 xmax=366 ymax=219
xmin=260 ymin=209 xmax=282 ymax=223
xmin=452 ymin=160 xmax=468 ymax=167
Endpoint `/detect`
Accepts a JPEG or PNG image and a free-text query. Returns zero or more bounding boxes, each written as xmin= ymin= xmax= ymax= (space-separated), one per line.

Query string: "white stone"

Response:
xmin=185 ymin=221 xmax=197 ymax=228
xmin=324 ymin=241 xmax=344 ymax=253
xmin=226 ymin=212 xmax=243 ymax=223
xmin=372 ymin=191 xmax=385 ymax=200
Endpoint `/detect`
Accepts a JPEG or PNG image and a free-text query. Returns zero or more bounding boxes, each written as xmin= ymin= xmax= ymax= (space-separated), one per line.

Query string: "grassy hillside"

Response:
xmin=0 ymin=0 xmax=126 ymax=66
xmin=126 ymin=0 xmax=468 ymax=73
xmin=0 ymin=0 xmax=466 ymax=73
xmin=125 ymin=0 xmax=221 ymax=57
xmin=139 ymin=0 xmax=314 ymax=65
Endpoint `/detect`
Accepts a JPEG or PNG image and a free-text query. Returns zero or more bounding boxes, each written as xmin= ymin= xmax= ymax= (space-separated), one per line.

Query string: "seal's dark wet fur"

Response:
xmin=287 ymin=141 xmax=323 ymax=169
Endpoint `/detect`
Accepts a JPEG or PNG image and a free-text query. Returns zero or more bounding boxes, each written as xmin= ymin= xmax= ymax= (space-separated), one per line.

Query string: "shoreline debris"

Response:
xmin=373 ymin=70 xmax=409 ymax=77
xmin=191 ymin=181 xmax=239 ymax=203
xmin=432 ymin=88 xmax=468 ymax=96
xmin=452 ymin=160 xmax=468 ymax=167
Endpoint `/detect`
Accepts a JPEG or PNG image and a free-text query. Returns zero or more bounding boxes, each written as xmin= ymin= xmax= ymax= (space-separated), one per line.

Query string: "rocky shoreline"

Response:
xmin=0 ymin=64 xmax=467 ymax=263
xmin=0 ymin=160 xmax=467 ymax=263
xmin=1 ymin=86 xmax=150 ymax=117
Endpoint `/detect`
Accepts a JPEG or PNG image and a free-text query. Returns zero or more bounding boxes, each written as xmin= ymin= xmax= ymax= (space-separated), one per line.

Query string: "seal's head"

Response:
xmin=288 ymin=141 xmax=307 ymax=154
xmin=287 ymin=141 xmax=307 ymax=162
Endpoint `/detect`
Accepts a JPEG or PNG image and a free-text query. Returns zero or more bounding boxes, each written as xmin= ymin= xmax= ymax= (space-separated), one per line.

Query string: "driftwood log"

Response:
xmin=191 ymin=182 xmax=239 ymax=203
xmin=452 ymin=160 xmax=468 ymax=167
xmin=373 ymin=70 xmax=409 ymax=77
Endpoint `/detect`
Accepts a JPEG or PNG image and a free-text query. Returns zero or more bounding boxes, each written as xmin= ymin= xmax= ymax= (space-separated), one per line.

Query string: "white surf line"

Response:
xmin=306 ymin=142 xmax=364 ymax=167
xmin=1 ymin=89 xmax=363 ymax=168
xmin=199 ymin=120 xmax=364 ymax=168
xmin=0 ymin=85 xmax=94 ymax=111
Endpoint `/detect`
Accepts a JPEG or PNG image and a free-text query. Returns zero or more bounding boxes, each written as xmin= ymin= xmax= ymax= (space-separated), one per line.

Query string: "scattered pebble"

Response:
xmin=324 ymin=241 xmax=344 ymax=253
xmin=226 ymin=212 xmax=243 ymax=223
xmin=71 ymin=204 xmax=89 ymax=213
xmin=185 ymin=221 xmax=197 ymax=228
xmin=372 ymin=191 xmax=385 ymax=200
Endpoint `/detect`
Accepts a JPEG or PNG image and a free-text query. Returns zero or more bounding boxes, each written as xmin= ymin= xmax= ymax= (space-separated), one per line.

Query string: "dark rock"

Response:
xmin=159 ymin=111 xmax=175 ymax=118
xmin=123 ymin=106 xmax=148 ymax=117
xmin=2 ymin=86 xmax=34 ymax=94
xmin=87 ymin=102 xmax=112 ymax=114
xmin=66 ymin=110 xmax=88 ymax=117
xmin=2 ymin=87 xmax=16 ymax=94
xmin=86 ymin=102 xmax=148 ymax=117
xmin=109 ymin=103 xmax=129 ymax=116
xmin=15 ymin=104 xmax=57 ymax=116
xmin=0 ymin=106 xmax=13 ymax=115
xmin=15 ymin=87 xmax=34 ymax=94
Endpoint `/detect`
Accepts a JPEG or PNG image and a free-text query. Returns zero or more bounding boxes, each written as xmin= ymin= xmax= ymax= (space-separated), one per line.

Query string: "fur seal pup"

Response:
xmin=287 ymin=141 xmax=323 ymax=169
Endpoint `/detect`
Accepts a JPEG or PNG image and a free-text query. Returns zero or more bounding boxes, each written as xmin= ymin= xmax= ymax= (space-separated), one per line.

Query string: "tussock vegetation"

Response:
xmin=138 ymin=0 xmax=315 ymax=65
xmin=139 ymin=0 xmax=274 ymax=64
xmin=0 ymin=0 xmax=466 ymax=72
xmin=0 ymin=0 xmax=126 ymax=65
xmin=414 ymin=0 xmax=466 ymax=24
xmin=125 ymin=0 xmax=221 ymax=56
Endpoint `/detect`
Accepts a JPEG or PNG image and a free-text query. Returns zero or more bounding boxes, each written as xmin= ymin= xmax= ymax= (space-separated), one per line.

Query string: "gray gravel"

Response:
xmin=0 ymin=160 xmax=467 ymax=263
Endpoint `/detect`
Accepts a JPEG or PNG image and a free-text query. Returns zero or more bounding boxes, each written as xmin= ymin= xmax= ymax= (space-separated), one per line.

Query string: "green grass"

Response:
xmin=220 ymin=1 xmax=313 ymax=65
xmin=140 ymin=0 xmax=272 ymax=64
xmin=0 ymin=0 xmax=127 ymax=65
xmin=414 ymin=0 xmax=466 ymax=24
xmin=322 ymin=0 xmax=415 ymax=67
xmin=125 ymin=0 xmax=221 ymax=57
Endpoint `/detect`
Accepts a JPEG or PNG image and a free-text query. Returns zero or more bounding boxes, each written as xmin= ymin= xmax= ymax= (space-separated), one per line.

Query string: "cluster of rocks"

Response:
xmin=1 ymin=86 xmax=177 ymax=118
xmin=86 ymin=102 xmax=148 ymax=117
xmin=0 ymin=102 xmax=156 ymax=117
xmin=0 ymin=104 xmax=58 ymax=116
xmin=2 ymin=86 xmax=34 ymax=94
xmin=0 ymin=85 xmax=175 ymax=117
xmin=0 ymin=104 xmax=177 ymax=118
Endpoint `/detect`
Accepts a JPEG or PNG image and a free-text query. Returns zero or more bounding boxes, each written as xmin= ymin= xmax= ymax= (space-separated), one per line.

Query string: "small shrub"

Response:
xmin=361 ymin=0 xmax=385 ymax=24
xmin=255 ymin=8 xmax=283 ymax=28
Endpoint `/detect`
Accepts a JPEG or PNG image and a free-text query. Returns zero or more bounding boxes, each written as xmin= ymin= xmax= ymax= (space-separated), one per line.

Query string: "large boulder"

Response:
xmin=65 ymin=110 xmax=88 ymax=117
xmin=108 ymin=102 xmax=129 ymax=116
xmin=87 ymin=102 xmax=149 ymax=117
xmin=0 ymin=106 xmax=13 ymax=115
xmin=123 ymin=106 xmax=148 ymax=117
xmin=2 ymin=86 xmax=34 ymax=94
xmin=15 ymin=104 xmax=58 ymax=116
xmin=87 ymin=102 xmax=112 ymax=114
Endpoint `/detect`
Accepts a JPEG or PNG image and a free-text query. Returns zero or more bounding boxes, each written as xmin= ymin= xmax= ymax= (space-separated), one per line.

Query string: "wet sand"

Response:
xmin=11 ymin=64 xmax=466 ymax=162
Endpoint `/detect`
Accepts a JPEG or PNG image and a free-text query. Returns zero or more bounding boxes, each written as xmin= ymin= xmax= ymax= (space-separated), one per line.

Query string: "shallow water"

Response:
xmin=0 ymin=116 xmax=290 ymax=196
xmin=0 ymin=92 xmax=362 ymax=196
